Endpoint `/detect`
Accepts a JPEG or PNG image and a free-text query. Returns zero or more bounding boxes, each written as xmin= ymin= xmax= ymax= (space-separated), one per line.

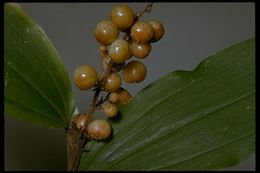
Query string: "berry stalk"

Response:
xmin=67 ymin=3 xmax=163 ymax=171
xmin=70 ymin=60 xmax=114 ymax=171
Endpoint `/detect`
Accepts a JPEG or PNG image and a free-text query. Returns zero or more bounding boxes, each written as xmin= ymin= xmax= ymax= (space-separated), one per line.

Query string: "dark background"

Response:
xmin=5 ymin=3 xmax=255 ymax=170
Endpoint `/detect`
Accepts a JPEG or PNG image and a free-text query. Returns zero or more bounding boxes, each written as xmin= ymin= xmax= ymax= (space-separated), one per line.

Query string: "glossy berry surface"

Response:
xmin=123 ymin=61 xmax=147 ymax=83
xmin=130 ymin=20 xmax=154 ymax=43
xmin=74 ymin=64 xmax=98 ymax=90
xmin=95 ymin=20 xmax=119 ymax=45
xmin=111 ymin=4 xmax=134 ymax=31
xmin=102 ymin=101 xmax=118 ymax=118
xmin=116 ymin=88 xmax=132 ymax=105
xmin=109 ymin=92 xmax=119 ymax=103
xmin=104 ymin=72 xmax=122 ymax=92
xmin=108 ymin=38 xmax=132 ymax=64
xmin=130 ymin=41 xmax=151 ymax=59
xmin=87 ymin=119 xmax=111 ymax=140
xmin=148 ymin=20 xmax=165 ymax=42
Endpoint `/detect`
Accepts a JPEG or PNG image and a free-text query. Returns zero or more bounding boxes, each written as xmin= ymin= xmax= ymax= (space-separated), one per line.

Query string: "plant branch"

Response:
xmin=135 ymin=3 xmax=153 ymax=18
xmin=70 ymin=59 xmax=114 ymax=171
xmin=66 ymin=128 xmax=75 ymax=171
xmin=68 ymin=3 xmax=154 ymax=171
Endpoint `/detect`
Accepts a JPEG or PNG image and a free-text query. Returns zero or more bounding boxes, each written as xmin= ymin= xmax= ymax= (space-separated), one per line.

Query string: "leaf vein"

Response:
xmin=5 ymin=59 xmax=66 ymax=124
xmin=152 ymin=131 xmax=254 ymax=170
xmin=105 ymin=91 xmax=254 ymax=169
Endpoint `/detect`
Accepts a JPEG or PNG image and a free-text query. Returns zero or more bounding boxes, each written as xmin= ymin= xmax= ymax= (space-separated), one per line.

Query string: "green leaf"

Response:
xmin=4 ymin=3 xmax=75 ymax=128
xmin=79 ymin=38 xmax=255 ymax=170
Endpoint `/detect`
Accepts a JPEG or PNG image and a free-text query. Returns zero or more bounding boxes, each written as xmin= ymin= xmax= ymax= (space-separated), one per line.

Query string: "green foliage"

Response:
xmin=4 ymin=3 xmax=255 ymax=171
xmin=4 ymin=3 xmax=75 ymax=128
xmin=79 ymin=38 xmax=255 ymax=170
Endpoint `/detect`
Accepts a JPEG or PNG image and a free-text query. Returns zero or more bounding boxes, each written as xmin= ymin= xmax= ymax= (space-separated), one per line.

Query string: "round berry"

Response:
xmin=130 ymin=41 xmax=151 ymax=59
xmin=111 ymin=4 xmax=134 ymax=31
xmin=104 ymin=72 xmax=122 ymax=92
xmin=108 ymin=38 xmax=131 ymax=64
xmin=116 ymin=88 xmax=132 ymax=105
xmin=87 ymin=119 xmax=111 ymax=140
xmin=109 ymin=92 xmax=119 ymax=103
xmin=74 ymin=64 xmax=98 ymax=90
xmin=102 ymin=101 xmax=118 ymax=118
xmin=148 ymin=20 xmax=165 ymax=42
xmin=73 ymin=114 xmax=87 ymax=130
xmin=123 ymin=61 xmax=147 ymax=83
xmin=95 ymin=20 xmax=119 ymax=45
xmin=130 ymin=20 xmax=154 ymax=43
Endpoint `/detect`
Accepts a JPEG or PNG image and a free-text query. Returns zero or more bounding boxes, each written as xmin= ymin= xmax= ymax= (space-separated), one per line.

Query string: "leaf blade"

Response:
xmin=79 ymin=38 xmax=255 ymax=170
xmin=4 ymin=3 xmax=75 ymax=128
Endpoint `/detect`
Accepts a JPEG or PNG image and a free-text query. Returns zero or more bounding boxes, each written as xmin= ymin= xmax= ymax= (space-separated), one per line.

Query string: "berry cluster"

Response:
xmin=72 ymin=4 xmax=164 ymax=141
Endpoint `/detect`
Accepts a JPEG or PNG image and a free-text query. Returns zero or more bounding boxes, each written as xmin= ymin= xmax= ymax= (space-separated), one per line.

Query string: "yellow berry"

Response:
xmin=108 ymin=38 xmax=132 ymax=64
xmin=111 ymin=4 xmax=134 ymax=31
xmin=123 ymin=61 xmax=147 ymax=83
xmin=148 ymin=20 xmax=165 ymax=42
xmin=130 ymin=20 xmax=154 ymax=43
xmin=104 ymin=72 xmax=122 ymax=92
xmin=109 ymin=92 xmax=119 ymax=103
xmin=74 ymin=65 xmax=98 ymax=90
xmin=116 ymin=88 xmax=132 ymax=105
xmin=95 ymin=20 xmax=119 ymax=45
xmin=87 ymin=119 xmax=111 ymax=140
xmin=102 ymin=101 xmax=118 ymax=118
xmin=130 ymin=41 xmax=151 ymax=59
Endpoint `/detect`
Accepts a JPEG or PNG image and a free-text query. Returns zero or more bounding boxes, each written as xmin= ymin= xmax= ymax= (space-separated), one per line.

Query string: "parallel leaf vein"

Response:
xmin=5 ymin=59 xmax=65 ymax=124
xmin=105 ymin=91 xmax=254 ymax=169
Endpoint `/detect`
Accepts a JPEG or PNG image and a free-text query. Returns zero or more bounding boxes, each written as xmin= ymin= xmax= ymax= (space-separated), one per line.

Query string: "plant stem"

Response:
xmin=135 ymin=2 xmax=153 ymax=18
xmin=66 ymin=128 xmax=74 ymax=171
xmin=70 ymin=60 xmax=114 ymax=171
xmin=68 ymin=3 xmax=154 ymax=171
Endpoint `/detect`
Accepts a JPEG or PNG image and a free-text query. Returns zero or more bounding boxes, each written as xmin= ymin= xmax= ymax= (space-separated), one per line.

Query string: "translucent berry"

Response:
xmin=123 ymin=61 xmax=147 ymax=83
xmin=74 ymin=64 xmax=98 ymax=90
xmin=148 ymin=20 xmax=165 ymax=42
xmin=104 ymin=72 xmax=122 ymax=92
xmin=102 ymin=101 xmax=118 ymax=118
xmin=109 ymin=92 xmax=119 ymax=103
xmin=116 ymin=88 xmax=132 ymax=105
xmin=111 ymin=4 xmax=134 ymax=31
xmin=130 ymin=41 xmax=151 ymax=59
xmin=130 ymin=20 xmax=154 ymax=43
xmin=108 ymin=38 xmax=131 ymax=64
xmin=87 ymin=119 xmax=111 ymax=140
xmin=95 ymin=20 xmax=119 ymax=45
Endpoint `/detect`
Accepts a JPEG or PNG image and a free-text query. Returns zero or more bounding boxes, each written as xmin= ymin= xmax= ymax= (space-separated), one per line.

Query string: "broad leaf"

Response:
xmin=4 ymin=3 xmax=75 ymax=128
xmin=79 ymin=38 xmax=255 ymax=170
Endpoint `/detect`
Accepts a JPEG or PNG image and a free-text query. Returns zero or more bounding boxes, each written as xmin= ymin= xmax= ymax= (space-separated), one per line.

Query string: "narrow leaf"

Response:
xmin=79 ymin=38 xmax=255 ymax=170
xmin=4 ymin=3 xmax=75 ymax=128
